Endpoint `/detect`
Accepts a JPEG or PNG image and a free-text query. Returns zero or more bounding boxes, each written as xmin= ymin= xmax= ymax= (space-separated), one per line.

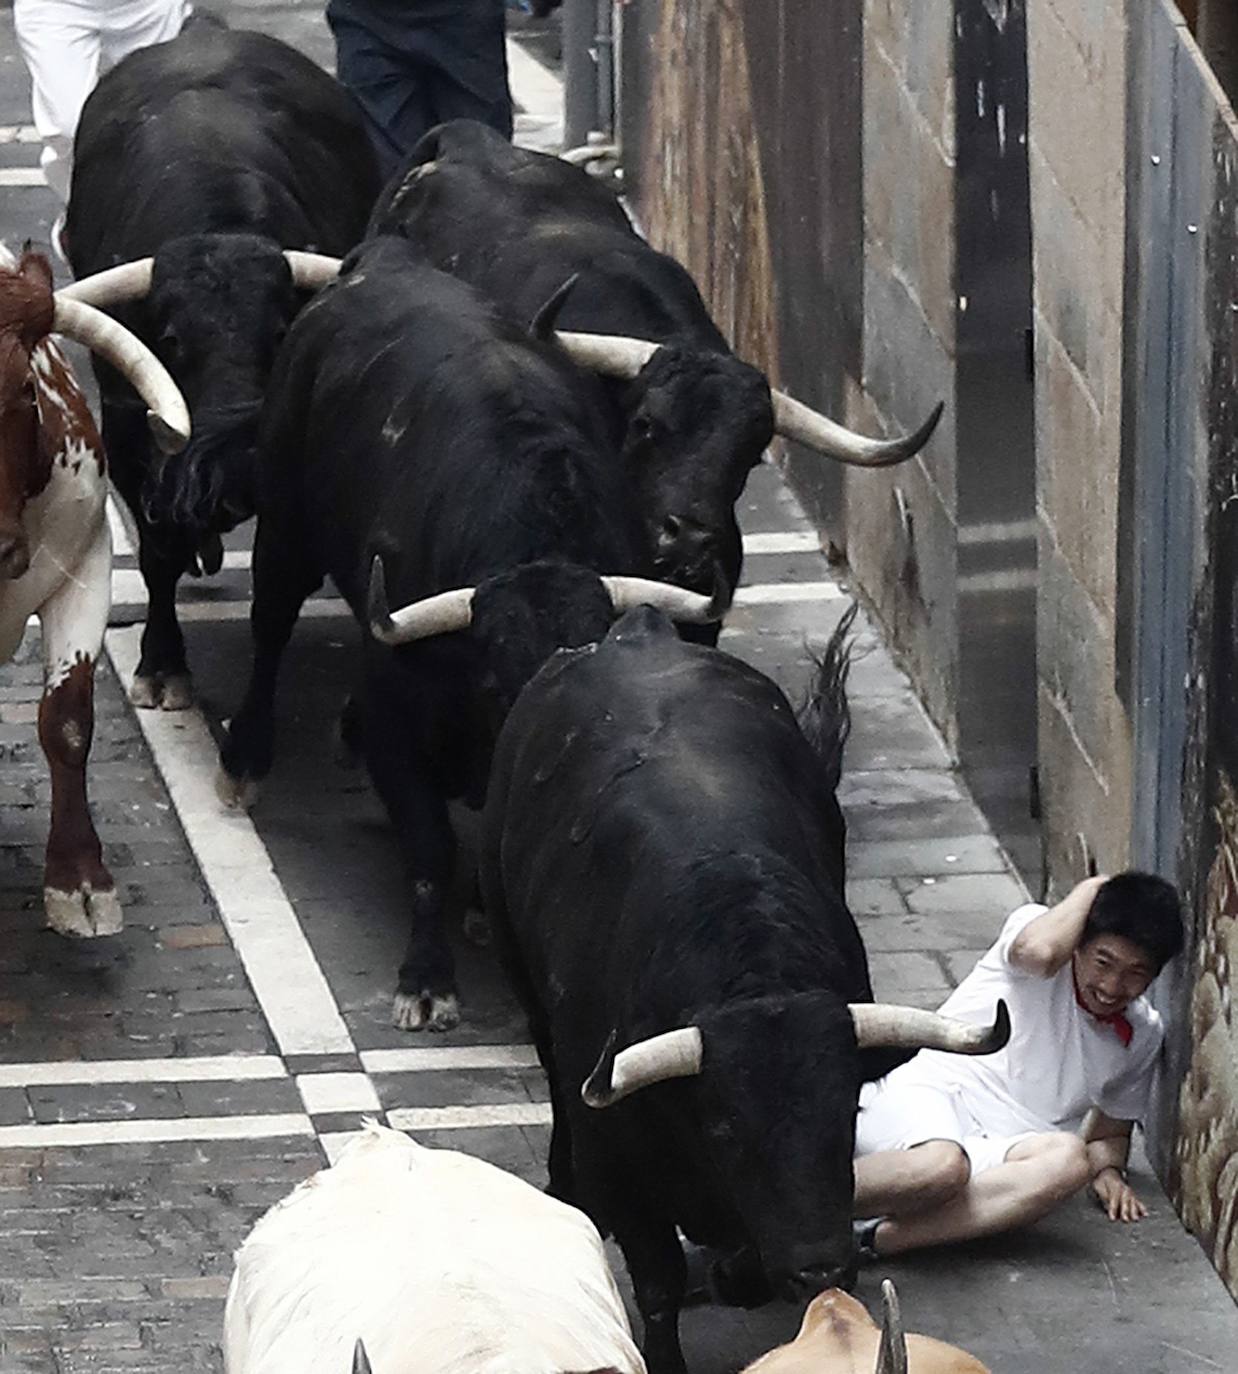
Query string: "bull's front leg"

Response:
xmin=103 ymin=403 xmax=194 ymax=711
xmin=363 ymin=715 xmax=459 ymax=1031
xmin=612 ymin=1206 xmax=689 ymax=1374
xmin=37 ymin=522 xmax=121 ymax=937
xmin=131 ymin=519 xmax=193 ymax=710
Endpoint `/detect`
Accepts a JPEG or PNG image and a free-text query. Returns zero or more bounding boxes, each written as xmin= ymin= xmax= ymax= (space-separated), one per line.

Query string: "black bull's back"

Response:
xmin=255 ymin=238 xmax=638 ymax=611
xmin=370 ymin=120 xmax=728 ymax=351
xmin=69 ymin=22 xmax=377 ymax=261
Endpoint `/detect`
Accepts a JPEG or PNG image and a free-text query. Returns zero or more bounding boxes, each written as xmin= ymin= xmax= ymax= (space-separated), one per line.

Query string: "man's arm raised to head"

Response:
xmin=1008 ymin=874 xmax=1109 ymax=977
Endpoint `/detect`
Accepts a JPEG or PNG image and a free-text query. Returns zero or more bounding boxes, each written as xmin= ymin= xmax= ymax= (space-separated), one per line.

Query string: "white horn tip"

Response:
xmin=367 ymin=556 xmax=397 ymax=643
xmin=147 ymin=410 xmax=189 ymax=455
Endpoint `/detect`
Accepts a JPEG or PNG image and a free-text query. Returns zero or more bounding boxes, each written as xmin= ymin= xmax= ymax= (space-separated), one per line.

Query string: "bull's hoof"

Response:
xmin=44 ymin=884 xmax=124 ymax=939
xmin=129 ymin=674 xmax=161 ymax=709
xmin=129 ymin=672 xmax=194 ymax=711
xmin=392 ymin=989 xmax=460 ymax=1032
xmin=463 ymin=907 xmax=491 ymax=947
xmin=159 ymin=674 xmax=193 ymax=711
xmin=215 ymin=765 xmax=260 ymax=811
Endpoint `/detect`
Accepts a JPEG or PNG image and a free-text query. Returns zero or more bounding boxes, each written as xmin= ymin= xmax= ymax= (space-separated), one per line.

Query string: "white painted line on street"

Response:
xmin=0 ymin=1113 xmax=314 ymax=1149
xmin=956 ymin=568 xmax=1038 ymax=594
xmin=733 ymin=581 xmax=845 ymax=606
xmin=297 ymin=1072 xmax=381 ymax=1116
xmin=361 ymin=1044 xmax=541 ymax=1074
xmin=105 ymin=625 xmax=356 ymax=1058
xmin=0 ymin=167 xmax=46 ymax=187
xmin=106 ymin=497 xmax=135 ymax=558
xmin=0 ymin=124 xmax=40 ymax=144
xmin=111 ymin=568 xmax=146 ymax=605
xmin=387 ymin=1102 xmax=553 ymax=1131
xmin=109 ymin=591 xmax=347 ymax=623
xmin=0 ymin=1055 xmax=286 ymax=1090
xmin=110 ymin=581 xmax=846 ymax=626
xmin=111 ymin=537 xmax=827 ymax=588
xmin=319 ymin=1129 xmax=365 ymax=1165
xmin=957 ymin=517 xmax=1039 ymax=546
xmin=742 ymin=531 xmax=821 ymax=555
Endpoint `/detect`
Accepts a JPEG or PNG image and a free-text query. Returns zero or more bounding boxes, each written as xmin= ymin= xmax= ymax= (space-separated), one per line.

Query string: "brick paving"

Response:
xmin=0 ymin=2 xmax=1233 ymax=1372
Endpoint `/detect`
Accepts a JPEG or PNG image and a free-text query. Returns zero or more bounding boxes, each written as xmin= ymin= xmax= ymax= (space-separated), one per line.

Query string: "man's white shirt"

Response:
xmin=878 ymin=903 xmax=1163 ymax=1135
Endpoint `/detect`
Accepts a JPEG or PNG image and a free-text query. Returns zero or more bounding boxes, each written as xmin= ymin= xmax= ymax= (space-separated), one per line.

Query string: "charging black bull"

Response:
xmin=480 ymin=606 xmax=1008 ymax=1374
xmin=217 ymin=236 xmax=719 ymax=1031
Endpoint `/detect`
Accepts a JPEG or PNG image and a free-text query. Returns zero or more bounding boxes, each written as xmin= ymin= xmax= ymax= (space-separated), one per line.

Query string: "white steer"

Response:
xmin=223 ymin=1121 xmax=646 ymax=1374
xmin=0 ymin=244 xmax=188 ymax=936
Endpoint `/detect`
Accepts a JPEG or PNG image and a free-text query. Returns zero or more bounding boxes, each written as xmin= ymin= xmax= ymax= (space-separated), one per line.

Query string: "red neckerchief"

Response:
xmin=1072 ymin=969 xmax=1133 ymax=1047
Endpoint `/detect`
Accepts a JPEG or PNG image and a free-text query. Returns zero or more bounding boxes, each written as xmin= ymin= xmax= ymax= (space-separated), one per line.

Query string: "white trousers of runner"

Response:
xmin=14 ymin=0 xmax=190 ymax=204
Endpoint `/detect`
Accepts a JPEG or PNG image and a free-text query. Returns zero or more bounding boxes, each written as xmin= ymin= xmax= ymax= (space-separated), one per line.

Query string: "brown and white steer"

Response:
xmin=0 ymin=245 xmax=189 ymax=937
xmin=742 ymin=1281 xmax=990 ymax=1374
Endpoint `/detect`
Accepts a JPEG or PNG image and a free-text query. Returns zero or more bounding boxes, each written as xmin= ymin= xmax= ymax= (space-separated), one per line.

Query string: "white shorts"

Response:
xmin=855 ymin=1075 xmax=1039 ymax=1177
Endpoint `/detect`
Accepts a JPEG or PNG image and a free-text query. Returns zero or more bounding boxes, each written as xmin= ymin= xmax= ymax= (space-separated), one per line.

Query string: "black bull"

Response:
xmin=63 ymin=18 xmax=380 ymax=710
xmin=367 ymin=118 xmax=943 ymax=623
xmin=218 ymin=236 xmax=718 ymax=1033
xmin=479 ymin=606 xmax=1008 ymax=1374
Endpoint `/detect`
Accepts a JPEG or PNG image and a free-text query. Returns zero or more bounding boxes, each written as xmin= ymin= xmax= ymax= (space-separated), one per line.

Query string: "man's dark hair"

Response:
xmin=1081 ymin=871 xmax=1185 ymax=972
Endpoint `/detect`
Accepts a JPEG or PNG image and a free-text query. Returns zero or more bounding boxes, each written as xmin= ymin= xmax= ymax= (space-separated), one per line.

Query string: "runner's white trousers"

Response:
xmin=14 ymin=0 xmax=189 ymax=203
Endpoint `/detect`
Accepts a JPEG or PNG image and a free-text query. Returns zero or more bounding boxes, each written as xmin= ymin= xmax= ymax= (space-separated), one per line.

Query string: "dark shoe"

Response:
xmin=853 ymin=1217 xmax=883 ymax=1264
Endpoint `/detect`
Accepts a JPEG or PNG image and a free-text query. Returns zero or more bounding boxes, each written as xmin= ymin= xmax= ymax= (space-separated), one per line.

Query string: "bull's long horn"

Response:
xmin=57 ymin=258 xmax=153 ymax=308
xmin=555 ymin=330 xmax=660 ymax=379
xmin=59 ymin=251 xmax=342 ymax=307
xmin=51 ymin=295 xmax=189 ymax=453
xmin=367 ymin=556 xmax=474 ymax=645
xmin=601 ymin=574 xmax=726 ymax=625
xmin=848 ymin=998 xmax=1009 ymax=1054
xmin=284 ymin=251 xmax=343 ymax=291
xmin=875 ymin=1281 xmax=908 ymax=1374
xmin=582 ymin=1026 xmax=703 ymax=1108
xmin=772 ymin=391 xmax=943 ymax=468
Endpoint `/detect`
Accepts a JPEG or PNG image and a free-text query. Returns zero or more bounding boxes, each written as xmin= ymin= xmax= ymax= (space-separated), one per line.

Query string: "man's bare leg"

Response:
xmin=856 ymin=1133 xmax=1091 ymax=1255
xmin=854 ymin=1139 xmax=971 ymax=1217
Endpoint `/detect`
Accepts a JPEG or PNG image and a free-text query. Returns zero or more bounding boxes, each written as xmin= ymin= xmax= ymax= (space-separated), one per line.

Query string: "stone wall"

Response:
xmin=845 ymin=0 xmax=961 ymax=748
xmin=1026 ymin=0 xmax=1134 ymax=885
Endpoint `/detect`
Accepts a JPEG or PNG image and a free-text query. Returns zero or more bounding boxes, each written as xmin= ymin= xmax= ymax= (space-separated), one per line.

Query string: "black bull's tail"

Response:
xmin=797 ymin=601 xmax=859 ymax=794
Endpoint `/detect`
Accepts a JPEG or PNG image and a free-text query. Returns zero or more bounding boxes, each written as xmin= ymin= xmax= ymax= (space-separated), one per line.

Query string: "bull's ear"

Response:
xmin=353 ymin=1339 xmax=373 ymax=1374
xmin=529 ymin=273 xmax=580 ymax=341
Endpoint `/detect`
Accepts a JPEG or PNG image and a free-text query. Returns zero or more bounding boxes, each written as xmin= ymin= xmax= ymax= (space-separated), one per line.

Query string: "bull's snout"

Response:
xmin=773 ymin=1242 xmax=858 ymax=1303
xmin=655 ymin=514 xmax=718 ymax=586
xmin=0 ymin=529 xmax=31 ymax=581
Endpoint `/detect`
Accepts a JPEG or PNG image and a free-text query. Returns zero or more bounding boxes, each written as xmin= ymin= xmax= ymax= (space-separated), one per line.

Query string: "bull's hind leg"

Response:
xmin=38 ymin=523 xmax=121 ymax=937
xmin=218 ymin=516 xmax=322 ymax=807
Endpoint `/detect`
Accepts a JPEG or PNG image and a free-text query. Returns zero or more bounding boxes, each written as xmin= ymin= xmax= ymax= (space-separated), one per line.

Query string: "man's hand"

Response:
xmin=1092 ymin=1166 xmax=1147 ymax=1222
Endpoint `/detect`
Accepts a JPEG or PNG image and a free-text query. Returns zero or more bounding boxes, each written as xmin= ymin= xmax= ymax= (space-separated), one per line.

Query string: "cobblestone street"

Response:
xmin=0 ymin=3 xmax=1235 ymax=1371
